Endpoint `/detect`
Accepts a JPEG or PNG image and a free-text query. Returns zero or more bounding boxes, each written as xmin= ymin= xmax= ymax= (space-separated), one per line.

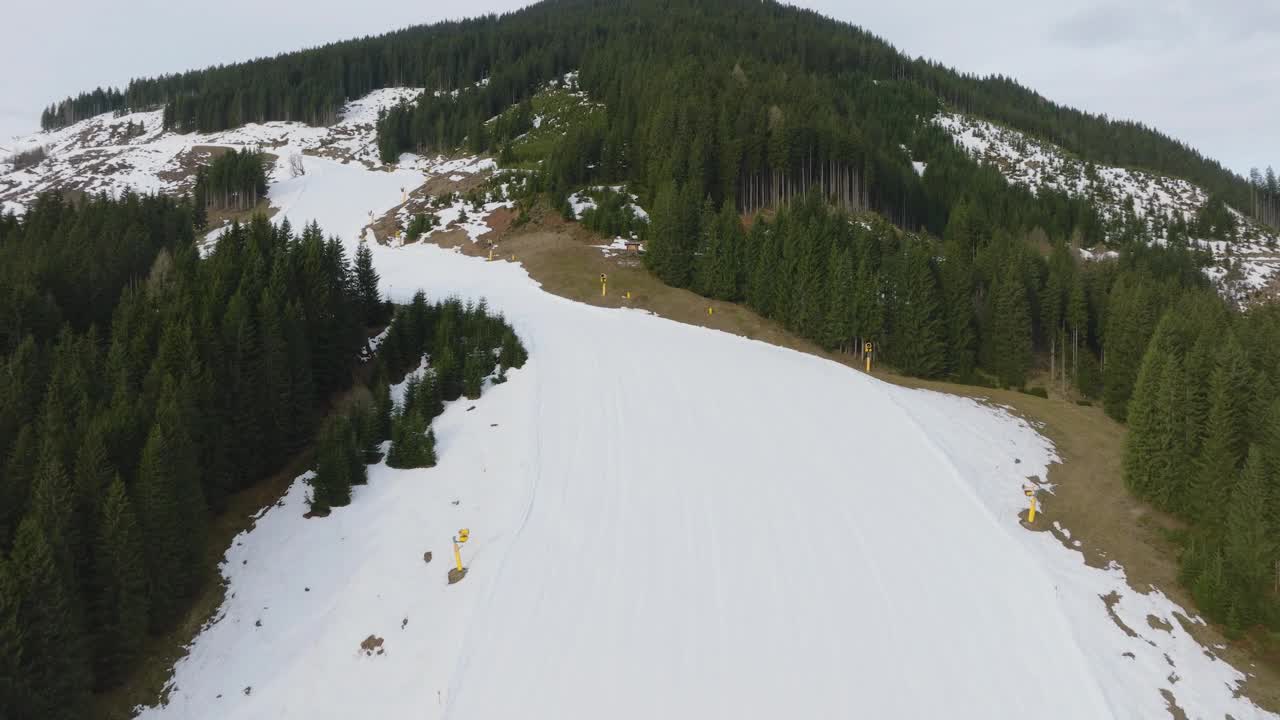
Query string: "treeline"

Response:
xmin=0 ymin=193 xmax=381 ymax=720
xmin=43 ymin=0 xmax=1267 ymax=225
xmin=309 ymin=292 xmax=528 ymax=514
xmin=1123 ymin=292 xmax=1280 ymax=631
xmin=1250 ymin=167 xmax=1280 ymax=230
xmin=193 ymin=148 xmax=269 ymax=212
xmin=40 ymin=87 xmax=127 ymax=131
xmin=649 ymin=192 xmax=1211 ymax=399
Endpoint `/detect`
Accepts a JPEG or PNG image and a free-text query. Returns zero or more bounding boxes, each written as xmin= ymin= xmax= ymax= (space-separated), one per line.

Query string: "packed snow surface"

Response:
xmin=129 ymin=148 xmax=1274 ymax=719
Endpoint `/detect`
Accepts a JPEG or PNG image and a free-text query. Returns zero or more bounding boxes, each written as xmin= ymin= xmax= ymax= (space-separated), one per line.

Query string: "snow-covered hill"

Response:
xmin=935 ymin=113 xmax=1280 ymax=298
xmin=0 ymin=88 xmax=479 ymax=218
xmin=3 ymin=89 xmax=1277 ymax=719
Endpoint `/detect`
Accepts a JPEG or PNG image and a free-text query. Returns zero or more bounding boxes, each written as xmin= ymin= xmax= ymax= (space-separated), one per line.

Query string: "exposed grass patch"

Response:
xmin=495 ymin=86 xmax=604 ymax=169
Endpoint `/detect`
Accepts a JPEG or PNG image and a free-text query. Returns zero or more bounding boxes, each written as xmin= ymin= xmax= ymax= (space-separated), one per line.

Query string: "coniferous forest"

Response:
xmin=40 ymin=0 xmax=1268 ymax=228
xmin=0 ymin=193 xmax=371 ymax=719
xmin=193 ymin=148 xmax=269 ymax=212
xmin=0 ymin=189 xmax=526 ymax=719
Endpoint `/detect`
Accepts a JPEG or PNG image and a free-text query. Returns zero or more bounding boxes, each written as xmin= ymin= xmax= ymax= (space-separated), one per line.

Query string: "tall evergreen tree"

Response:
xmin=134 ymin=381 xmax=207 ymax=630
xmin=354 ymin=241 xmax=383 ymax=326
xmin=92 ymin=478 xmax=149 ymax=688
xmin=10 ymin=515 xmax=92 ymax=720
xmin=1192 ymin=336 xmax=1254 ymax=524
xmin=1223 ymin=446 xmax=1272 ymax=629
xmin=991 ymin=263 xmax=1032 ymax=387
xmin=887 ymin=242 xmax=945 ymax=378
xmin=0 ymin=554 xmax=26 ymax=716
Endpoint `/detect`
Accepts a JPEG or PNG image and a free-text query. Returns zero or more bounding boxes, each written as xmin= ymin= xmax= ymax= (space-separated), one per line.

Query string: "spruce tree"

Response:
xmin=1223 ymin=446 xmax=1271 ymax=628
xmin=310 ymin=416 xmax=354 ymax=514
xmin=72 ymin=425 xmax=114 ymax=590
xmin=463 ymin=348 xmax=486 ymax=400
xmin=11 ymin=515 xmax=92 ymax=720
xmin=135 ymin=383 xmax=207 ymax=629
xmin=354 ymin=241 xmax=383 ymax=326
xmin=373 ymin=379 xmax=394 ymax=443
xmin=0 ymin=554 xmax=26 ymax=716
xmin=1192 ymin=336 xmax=1254 ymax=524
xmin=940 ymin=239 xmax=975 ymax=378
xmin=821 ymin=246 xmax=855 ymax=351
xmin=889 ymin=242 xmax=945 ymax=378
xmin=387 ymin=407 xmax=437 ymax=469
xmin=0 ymin=426 xmax=36 ymax=546
xmin=92 ymin=478 xmax=149 ymax=688
xmin=991 ymin=263 xmax=1032 ymax=388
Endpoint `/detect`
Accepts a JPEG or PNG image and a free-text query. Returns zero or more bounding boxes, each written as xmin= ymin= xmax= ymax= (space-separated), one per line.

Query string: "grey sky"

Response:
xmin=1 ymin=0 xmax=1274 ymax=176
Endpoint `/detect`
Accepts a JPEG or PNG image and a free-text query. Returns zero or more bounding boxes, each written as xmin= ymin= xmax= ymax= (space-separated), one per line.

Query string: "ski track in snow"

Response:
xmin=4 ymin=92 xmax=1273 ymax=720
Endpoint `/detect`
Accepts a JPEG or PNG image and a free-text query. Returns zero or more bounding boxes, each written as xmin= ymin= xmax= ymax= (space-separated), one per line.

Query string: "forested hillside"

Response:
xmin=0 ymin=195 xmax=377 ymax=719
xmin=38 ymin=0 xmax=1273 ymax=230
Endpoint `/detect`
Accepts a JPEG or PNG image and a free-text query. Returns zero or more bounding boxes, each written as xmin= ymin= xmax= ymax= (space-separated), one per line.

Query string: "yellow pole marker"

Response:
xmin=708 ymin=307 xmax=714 ymax=316
xmin=864 ymin=341 xmax=873 ymax=373
xmin=1024 ymin=486 xmax=1037 ymax=523
xmin=625 ymin=291 xmax=631 ymax=300
xmin=488 ymin=247 xmax=493 ymax=261
xmin=600 ymin=273 xmax=608 ymax=297
xmin=453 ymin=528 xmax=470 ymax=571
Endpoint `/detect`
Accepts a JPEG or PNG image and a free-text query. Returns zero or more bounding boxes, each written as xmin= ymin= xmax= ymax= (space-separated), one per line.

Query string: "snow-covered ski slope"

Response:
xmin=131 ymin=153 xmax=1272 ymax=718
xmin=5 ymin=90 xmax=1273 ymax=719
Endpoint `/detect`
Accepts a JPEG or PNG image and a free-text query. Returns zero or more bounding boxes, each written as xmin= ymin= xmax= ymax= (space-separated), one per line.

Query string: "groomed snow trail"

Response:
xmin=124 ymin=152 xmax=1275 ymax=719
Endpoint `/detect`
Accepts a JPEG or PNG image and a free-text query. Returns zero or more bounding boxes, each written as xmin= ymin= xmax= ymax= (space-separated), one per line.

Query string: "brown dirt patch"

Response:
xmin=448 ymin=567 xmax=468 ymax=585
xmin=1148 ymin=615 xmax=1175 ymax=633
xmin=1101 ymin=592 xmax=1139 ymax=639
xmin=1161 ymin=688 xmax=1189 ymax=719
xmin=422 ymin=171 xmax=490 ymax=197
xmin=360 ymin=635 xmax=385 ymax=656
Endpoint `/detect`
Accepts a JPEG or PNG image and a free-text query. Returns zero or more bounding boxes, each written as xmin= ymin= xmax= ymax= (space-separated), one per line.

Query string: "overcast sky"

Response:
xmin=1 ymin=0 xmax=1274 ymax=175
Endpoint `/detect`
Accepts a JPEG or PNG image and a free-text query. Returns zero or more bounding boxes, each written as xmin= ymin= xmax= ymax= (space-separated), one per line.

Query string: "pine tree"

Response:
xmin=11 ymin=515 xmax=92 ymax=720
xmin=887 ymin=241 xmax=945 ymax=378
xmin=463 ymin=348 xmax=486 ymax=400
xmin=1192 ymin=336 xmax=1254 ymax=524
xmin=285 ymin=300 xmax=317 ymax=452
xmin=1067 ymin=274 xmax=1088 ymax=387
xmin=258 ymin=291 xmax=290 ymax=464
xmin=0 ymin=426 xmax=36 ymax=547
xmin=72 ymin=425 xmax=113 ymax=591
xmin=387 ymin=407 xmax=437 ymax=469
xmin=0 ymin=554 xmax=26 ymax=716
xmin=310 ymin=416 xmax=354 ymax=514
xmin=30 ymin=444 xmax=78 ymax=583
xmin=92 ymin=478 xmax=149 ymax=688
xmin=821 ymin=246 xmax=854 ymax=351
xmin=354 ymin=241 xmax=383 ymax=326
xmin=940 ymin=239 xmax=975 ymax=378
xmin=135 ymin=382 xmax=207 ymax=629
xmin=373 ymin=379 xmax=394 ymax=443
xmin=1223 ymin=446 xmax=1271 ymax=629
xmin=991 ymin=263 xmax=1032 ymax=388
xmin=644 ymin=181 xmax=681 ymax=285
